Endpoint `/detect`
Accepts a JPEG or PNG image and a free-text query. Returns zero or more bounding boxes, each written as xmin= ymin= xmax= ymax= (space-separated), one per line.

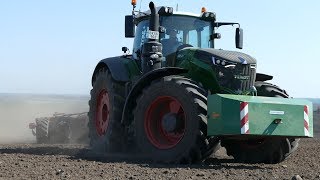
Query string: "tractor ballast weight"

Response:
xmin=88 ymin=1 xmax=313 ymax=164
xmin=207 ymin=94 xmax=313 ymax=137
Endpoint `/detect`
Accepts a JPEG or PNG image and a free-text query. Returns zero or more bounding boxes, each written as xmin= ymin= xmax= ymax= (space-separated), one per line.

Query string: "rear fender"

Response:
xmin=121 ymin=67 xmax=188 ymax=125
xmin=91 ymin=57 xmax=132 ymax=86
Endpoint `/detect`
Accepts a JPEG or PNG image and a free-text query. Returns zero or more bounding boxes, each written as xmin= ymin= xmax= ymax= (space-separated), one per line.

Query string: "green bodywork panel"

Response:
xmin=175 ymin=48 xmax=221 ymax=93
xmin=207 ymin=94 xmax=313 ymax=137
xmin=123 ymin=57 xmax=142 ymax=81
xmin=125 ymin=48 xmax=221 ymax=93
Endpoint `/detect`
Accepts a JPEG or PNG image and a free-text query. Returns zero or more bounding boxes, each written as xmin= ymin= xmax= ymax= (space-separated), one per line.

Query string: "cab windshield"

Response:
xmin=133 ymin=15 xmax=212 ymax=58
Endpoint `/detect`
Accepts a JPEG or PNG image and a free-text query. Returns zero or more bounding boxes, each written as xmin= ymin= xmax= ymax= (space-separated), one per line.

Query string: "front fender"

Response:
xmin=121 ymin=67 xmax=188 ymax=125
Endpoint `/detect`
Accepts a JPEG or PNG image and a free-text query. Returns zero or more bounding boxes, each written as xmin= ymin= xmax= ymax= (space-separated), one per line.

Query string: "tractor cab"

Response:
xmin=132 ymin=13 xmax=213 ymax=57
xmin=126 ymin=6 xmax=243 ymax=67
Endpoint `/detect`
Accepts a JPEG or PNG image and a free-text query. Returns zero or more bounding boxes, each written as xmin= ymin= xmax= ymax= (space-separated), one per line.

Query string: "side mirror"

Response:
xmin=158 ymin=6 xmax=173 ymax=16
xmin=122 ymin=47 xmax=129 ymax=53
xmin=125 ymin=15 xmax=135 ymax=38
xmin=235 ymin=28 xmax=243 ymax=49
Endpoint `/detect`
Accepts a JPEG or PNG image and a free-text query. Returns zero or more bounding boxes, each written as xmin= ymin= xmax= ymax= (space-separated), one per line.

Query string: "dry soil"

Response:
xmin=0 ymin=139 xmax=319 ymax=180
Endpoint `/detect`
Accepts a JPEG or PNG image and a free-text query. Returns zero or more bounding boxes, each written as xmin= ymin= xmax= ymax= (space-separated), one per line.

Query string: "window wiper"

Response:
xmin=215 ymin=22 xmax=240 ymax=28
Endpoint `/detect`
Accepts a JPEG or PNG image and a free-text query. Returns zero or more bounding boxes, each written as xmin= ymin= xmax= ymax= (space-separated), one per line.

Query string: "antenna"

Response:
xmin=176 ymin=3 xmax=178 ymax=11
xmin=131 ymin=0 xmax=137 ymax=16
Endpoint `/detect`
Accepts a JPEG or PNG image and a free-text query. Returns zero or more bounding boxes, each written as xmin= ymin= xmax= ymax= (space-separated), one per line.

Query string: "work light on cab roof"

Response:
xmin=201 ymin=7 xmax=207 ymax=13
xmin=131 ymin=0 xmax=136 ymax=6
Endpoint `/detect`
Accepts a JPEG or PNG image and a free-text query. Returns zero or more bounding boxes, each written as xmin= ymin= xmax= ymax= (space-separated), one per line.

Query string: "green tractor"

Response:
xmin=88 ymin=1 xmax=313 ymax=164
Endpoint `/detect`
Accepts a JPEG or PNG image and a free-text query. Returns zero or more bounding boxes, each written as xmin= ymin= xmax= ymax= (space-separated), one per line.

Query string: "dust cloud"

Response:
xmin=0 ymin=94 xmax=89 ymax=144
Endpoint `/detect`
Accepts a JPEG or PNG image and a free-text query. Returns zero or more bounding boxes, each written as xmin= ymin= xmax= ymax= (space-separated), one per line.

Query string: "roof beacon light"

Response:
xmin=131 ymin=0 xmax=137 ymax=6
xmin=201 ymin=7 xmax=207 ymax=13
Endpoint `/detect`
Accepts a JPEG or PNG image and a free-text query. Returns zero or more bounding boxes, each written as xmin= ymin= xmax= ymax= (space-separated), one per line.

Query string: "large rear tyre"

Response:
xmin=221 ymin=81 xmax=299 ymax=164
xmin=133 ymin=76 xmax=218 ymax=163
xmin=88 ymin=68 xmax=125 ymax=152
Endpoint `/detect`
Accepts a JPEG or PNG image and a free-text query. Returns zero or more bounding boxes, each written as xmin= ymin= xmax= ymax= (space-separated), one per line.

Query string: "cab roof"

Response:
xmin=135 ymin=6 xmax=201 ymax=19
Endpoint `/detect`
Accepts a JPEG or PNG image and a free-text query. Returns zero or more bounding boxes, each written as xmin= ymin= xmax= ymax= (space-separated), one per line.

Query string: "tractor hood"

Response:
xmin=194 ymin=48 xmax=257 ymax=65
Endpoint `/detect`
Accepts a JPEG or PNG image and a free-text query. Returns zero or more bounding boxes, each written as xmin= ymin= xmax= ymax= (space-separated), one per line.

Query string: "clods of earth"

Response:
xmin=0 ymin=139 xmax=319 ymax=180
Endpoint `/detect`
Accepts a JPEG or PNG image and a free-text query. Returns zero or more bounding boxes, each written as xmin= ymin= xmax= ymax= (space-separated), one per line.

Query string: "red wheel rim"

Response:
xmin=95 ymin=89 xmax=110 ymax=136
xmin=144 ymin=96 xmax=186 ymax=149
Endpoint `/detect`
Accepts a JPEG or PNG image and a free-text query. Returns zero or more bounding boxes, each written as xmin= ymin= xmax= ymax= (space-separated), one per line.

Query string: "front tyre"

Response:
xmin=133 ymin=76 xmax=218 ymax=163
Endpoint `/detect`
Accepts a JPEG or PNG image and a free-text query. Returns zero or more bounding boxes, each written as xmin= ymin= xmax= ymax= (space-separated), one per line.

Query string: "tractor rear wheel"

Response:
xmin=88 ymin=68 xmax=125 ymax=152
xmin=133 ymin=75 xmax=218 ymax=163
xmin=221 ymin=81 xmax=299 ymax=164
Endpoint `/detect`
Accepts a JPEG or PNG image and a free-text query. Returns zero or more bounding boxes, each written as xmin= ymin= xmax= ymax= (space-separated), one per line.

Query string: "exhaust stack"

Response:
xmin=141 ymin=2 xmax=163 ymax=74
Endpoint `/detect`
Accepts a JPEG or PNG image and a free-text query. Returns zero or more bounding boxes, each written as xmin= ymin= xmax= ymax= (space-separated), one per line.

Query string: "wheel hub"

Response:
xmin=161 ymin=113 xmax=177 ymax=133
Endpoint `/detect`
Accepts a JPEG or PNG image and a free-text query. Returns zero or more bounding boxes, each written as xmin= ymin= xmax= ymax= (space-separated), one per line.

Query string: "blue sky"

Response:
xmin=0 ymin=1 xmax=319 ymax=98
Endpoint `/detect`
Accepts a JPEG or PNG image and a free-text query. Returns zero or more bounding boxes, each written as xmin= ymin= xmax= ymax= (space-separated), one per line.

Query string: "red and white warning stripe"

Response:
xmin=304 ymin=105 xmax=310 ymax=136
xmin=240 ymin=102 xmax=250 ymax=134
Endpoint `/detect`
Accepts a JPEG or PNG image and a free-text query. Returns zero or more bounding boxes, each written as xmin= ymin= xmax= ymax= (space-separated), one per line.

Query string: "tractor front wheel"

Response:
xmin=133 ymin=76 xmax=218 ymax=163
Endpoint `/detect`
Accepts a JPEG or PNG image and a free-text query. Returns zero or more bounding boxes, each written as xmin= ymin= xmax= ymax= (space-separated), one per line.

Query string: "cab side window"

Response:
xmin=132 ymin=20 xmax=149 ymax=60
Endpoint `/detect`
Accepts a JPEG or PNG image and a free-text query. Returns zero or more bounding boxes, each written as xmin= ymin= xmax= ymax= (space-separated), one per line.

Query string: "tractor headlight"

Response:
xmin=212 ymin=56 xmax=236 ymax=67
